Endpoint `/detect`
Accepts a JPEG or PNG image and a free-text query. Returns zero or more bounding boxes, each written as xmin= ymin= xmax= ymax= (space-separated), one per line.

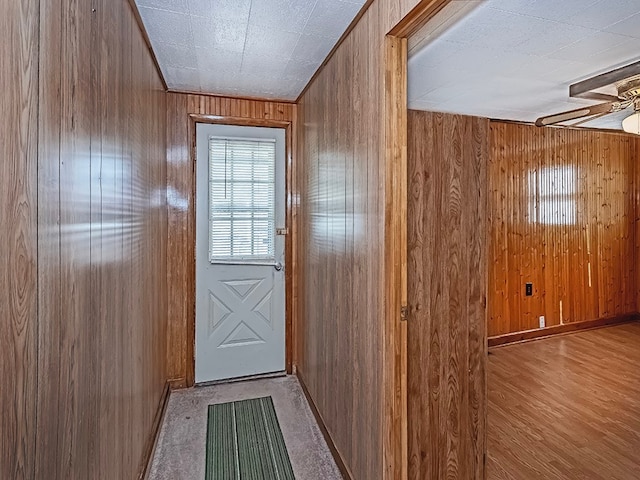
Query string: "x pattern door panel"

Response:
xmin=208 ymin=277 xmax=274 ymax=348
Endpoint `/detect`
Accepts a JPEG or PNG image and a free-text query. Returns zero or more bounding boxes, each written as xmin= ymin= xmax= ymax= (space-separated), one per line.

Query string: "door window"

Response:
xmin=208 ymin=137 xmax=276 ymax=262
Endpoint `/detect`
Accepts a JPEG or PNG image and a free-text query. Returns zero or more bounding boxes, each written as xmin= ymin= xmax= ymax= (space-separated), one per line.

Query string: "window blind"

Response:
xmin=208 ymin=137 xmax=276 ymax=262
xmin=527 ymin=165 xmax=577 ymax=226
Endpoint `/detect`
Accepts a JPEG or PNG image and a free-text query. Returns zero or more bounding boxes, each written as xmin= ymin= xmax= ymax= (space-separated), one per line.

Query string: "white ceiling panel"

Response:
xmin=559 ymin=0 xmax=640 ymax=30
xmin=305 ymin=1 xmax=364 ymax=38
xmin=190 ymin=16 xmax=247 ymax=52
xmin=292 ymin=32 xmax=336 ymax=63
xmin=244 ymin=25 xmax=301 ymax=58
xmin=408 ymin=0 xmax=640 ymax=132
xmin=248 ymin=0 xmax=317 ymax=33
xmin=154 ymin=42 xmax=198 ymax=69
xmin=140 ymin=0 xmax=188 ymax=13
xmin=605 ymin=12 xmax=640 ymax=38
xmin=488 ymin=0 xmax=599 ymax=25
xmin=547 ymin=31 xmax=630 ymax=62
xmin=165 ymin=66 xmax=201 ymax=88
xmin=138 ymin=7 xmax=194 ymax=45
xmin=135 ymin=0 xmax=367 ymax=100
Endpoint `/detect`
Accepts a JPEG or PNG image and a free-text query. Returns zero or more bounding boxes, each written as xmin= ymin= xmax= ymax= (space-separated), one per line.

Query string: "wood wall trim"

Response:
xmin=126 ymin=0 xmax=167 ymax=90
xmin=488 ymin=314 xmax=640 ymax=348
xmin=170 ymin=88 xmax=296 ymax=105
xmin=635 ymin=136 xmax=640 ymax=313
xmin=138 ymin=382 xmax=171 ymax=480
xmin=298 ymin=374 xmax=353 ymax=480
xmin=407 ymin=1 xmax=482 ymax=56
xmin=382 ymin=34 xmax=408 ymax=480
xmin=389 ymin=0 xmax=451 ymax=38
xmin=189 ymin=114 xmax=291 ymax=129
xmin=166 ymin=93 xmax=296 ymax=387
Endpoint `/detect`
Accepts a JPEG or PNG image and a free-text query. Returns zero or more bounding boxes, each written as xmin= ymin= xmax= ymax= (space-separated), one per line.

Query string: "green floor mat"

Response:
xmin=205 ymin=396 xmax=296 ymax=480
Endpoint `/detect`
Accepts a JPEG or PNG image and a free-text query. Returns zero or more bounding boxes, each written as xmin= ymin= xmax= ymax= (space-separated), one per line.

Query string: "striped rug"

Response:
xmin=205 ymin=396 xmax=295 ymax=480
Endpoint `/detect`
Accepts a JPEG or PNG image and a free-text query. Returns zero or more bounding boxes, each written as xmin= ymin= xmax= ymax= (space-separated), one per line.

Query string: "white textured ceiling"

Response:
xmin=134 ymin=0 xmax=366 ymax=100
xmin=408 ymin=0 xmax=640 ymax=131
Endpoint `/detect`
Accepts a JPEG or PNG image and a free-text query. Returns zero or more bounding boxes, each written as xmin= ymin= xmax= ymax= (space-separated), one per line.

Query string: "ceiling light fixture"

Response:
xmin=622 ymin=111 xmax=640 ymax=135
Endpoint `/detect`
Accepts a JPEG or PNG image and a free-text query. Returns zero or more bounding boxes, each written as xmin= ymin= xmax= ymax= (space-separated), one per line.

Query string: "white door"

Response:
xmin=195 ymin=123 xmax=286 ymax=383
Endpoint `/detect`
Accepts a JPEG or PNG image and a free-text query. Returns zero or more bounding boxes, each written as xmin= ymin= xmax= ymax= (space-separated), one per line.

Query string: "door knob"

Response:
xmin=274 ymin=262 xmax=283 ymax=271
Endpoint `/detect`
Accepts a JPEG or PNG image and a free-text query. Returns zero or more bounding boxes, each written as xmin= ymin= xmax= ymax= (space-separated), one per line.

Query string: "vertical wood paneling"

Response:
xmin=298 ymin=11 xmax=381 ymax=478
xmin=35 ymin=1 xmax=168 ymax=478
xmin=296 ymin=1 xmax=426 ymax=478
xmin=0 ymin=0 xmax=39 ymax=478
xmin=407 ymin=110 xmax=488 ymax=480
xmin=34 ymin=0 xmax=62 ymax=475
xmin=165 ymin=93 xmax=296 ymax=387
xmin=488 ymin=122 xmax=637 ymax=338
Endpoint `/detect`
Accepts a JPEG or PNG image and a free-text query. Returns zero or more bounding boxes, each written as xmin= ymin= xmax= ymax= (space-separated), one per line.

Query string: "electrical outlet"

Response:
xmin=525 ymin=283 xmax=533 ymax=296
xmin=539 ymin=316 xmax=545 ymax=328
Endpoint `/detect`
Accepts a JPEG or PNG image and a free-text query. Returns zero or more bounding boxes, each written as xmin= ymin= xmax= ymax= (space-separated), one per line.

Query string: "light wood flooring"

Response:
xmin=488 ymin=322 xmax=640 ymax=480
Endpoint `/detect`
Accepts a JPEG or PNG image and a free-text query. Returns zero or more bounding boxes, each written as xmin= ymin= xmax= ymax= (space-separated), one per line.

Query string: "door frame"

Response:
xmin=382 ymin=1 xmax=458 ymax=477
xmin=187 ymin=114 xmax=296 ymax=386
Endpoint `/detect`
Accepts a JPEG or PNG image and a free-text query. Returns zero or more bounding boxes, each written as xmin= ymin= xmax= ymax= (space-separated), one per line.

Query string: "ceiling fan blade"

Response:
xmin=535 ymin=101 xmax=616 ymax=127
xmin=569 ymin=111 xmax=610 ymax=127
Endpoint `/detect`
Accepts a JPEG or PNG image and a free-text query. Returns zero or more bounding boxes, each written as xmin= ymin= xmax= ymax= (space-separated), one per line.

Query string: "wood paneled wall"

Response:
xmin=166 ymin=93 xmax=296 ymax=387
xmin=296 ymin=1 xmax=424 ymax=478
xmin=488 ymin=122 xmax=638 ymax=338
xmin=0 ymin=0 xmax=39 ymax=478
xmin=407 ymin=110 xmax=489 ymax=479
xmin=0 ymin=0 xmax=167 ymax=478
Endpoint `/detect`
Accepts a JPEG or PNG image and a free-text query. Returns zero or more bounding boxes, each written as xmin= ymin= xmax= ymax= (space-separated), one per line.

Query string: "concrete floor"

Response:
xmin=148 ymin=375 xmax=343 ymax=479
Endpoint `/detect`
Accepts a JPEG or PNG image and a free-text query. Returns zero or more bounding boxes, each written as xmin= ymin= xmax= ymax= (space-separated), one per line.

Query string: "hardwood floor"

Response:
xmin=488 ymin=322 xmax=640 ymax=480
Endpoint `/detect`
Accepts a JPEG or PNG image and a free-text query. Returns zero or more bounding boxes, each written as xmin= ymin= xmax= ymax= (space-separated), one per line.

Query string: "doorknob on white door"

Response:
xmin=274 ymin=262 xmax=283 ymax=271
